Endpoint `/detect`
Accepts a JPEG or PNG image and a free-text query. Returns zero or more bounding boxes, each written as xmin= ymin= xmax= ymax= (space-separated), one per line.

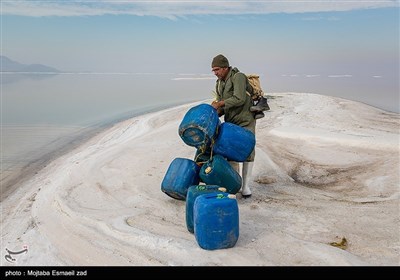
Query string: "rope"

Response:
xmin=194 ymin=126 xmax=218 ymax=165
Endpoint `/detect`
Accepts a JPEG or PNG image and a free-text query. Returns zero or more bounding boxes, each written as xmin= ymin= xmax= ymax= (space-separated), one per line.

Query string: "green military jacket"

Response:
xmin=215 ymin=67 xmax=256 ymax=133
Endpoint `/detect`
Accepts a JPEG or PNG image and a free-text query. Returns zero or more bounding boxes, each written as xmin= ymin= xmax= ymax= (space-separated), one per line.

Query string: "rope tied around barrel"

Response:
xmin=194 ymin=125 xmax=219 ymax=165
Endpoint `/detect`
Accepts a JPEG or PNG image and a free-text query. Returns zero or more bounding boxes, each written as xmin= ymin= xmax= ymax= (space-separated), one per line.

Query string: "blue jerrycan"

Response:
xmin=161 ymin=158 xmax=200 ymax=200
xmin=194 ymin=192 xmax=239 ymax=250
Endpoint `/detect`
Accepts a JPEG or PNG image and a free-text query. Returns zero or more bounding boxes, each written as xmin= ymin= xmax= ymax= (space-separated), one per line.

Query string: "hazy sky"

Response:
xmin=2 ymin=0 xmax=399 ymax=78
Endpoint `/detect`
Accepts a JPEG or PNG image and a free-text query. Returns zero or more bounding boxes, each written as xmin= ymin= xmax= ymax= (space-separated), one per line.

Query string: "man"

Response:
xmin=210 ymin=54 xmax=255 ymax=198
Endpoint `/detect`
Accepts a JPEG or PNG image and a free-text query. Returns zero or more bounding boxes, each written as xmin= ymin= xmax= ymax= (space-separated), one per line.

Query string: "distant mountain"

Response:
xmin=0 ymin=55 xmax=60 ymax=72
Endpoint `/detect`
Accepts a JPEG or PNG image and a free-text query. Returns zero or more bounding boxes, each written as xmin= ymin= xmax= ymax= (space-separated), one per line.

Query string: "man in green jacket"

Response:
xmin=210 ymin=54 xmax=255 ymax=198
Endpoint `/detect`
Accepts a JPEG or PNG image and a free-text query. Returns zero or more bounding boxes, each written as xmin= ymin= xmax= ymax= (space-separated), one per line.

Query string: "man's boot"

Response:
xmin=241 ymin=162 xmax=254 ymax=198
xmin=250 ymin=96 xmax=270 ymax=112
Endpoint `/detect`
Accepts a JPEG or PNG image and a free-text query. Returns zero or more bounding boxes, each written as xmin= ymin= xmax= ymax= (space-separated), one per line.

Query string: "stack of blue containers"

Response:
xmin=160 ymin=103 xmax=256 ymax=250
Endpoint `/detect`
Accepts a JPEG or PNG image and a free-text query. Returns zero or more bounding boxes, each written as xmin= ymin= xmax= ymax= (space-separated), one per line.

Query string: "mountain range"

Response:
xmin=1 ymin=55 xmax=61 ymax=72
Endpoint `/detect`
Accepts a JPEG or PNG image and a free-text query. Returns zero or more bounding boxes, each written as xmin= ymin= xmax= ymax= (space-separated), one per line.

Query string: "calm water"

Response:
xmin=1 ymin=71 xmax=399 ymax=195
xmin=2 ymin=73 xmax=215 ymax=126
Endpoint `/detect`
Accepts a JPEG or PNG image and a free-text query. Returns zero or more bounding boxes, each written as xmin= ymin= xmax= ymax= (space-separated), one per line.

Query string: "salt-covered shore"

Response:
xmin=1 ymin=92 xmax=399 ymax=266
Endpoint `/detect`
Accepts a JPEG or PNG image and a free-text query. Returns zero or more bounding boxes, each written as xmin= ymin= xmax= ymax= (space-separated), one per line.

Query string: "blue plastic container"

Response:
xmin=194 ymin=193 xmax=239 ymax=250
xmin=213 ymin=122 xmax=256 ymax=162
xmin=161 ymin=158 xmax=200 ymax=200
xmin=178 ymin=104 xmax=220 ymax=148
xmin=199 ymin=154 xmax=242 ymax=194
xmin=185 ymin=185 xmax=226 ymax=233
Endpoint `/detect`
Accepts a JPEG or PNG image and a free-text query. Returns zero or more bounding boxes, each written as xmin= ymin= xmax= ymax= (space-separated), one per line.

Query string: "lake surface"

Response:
xmin=1 ymin=71 xmax=398 ymax=197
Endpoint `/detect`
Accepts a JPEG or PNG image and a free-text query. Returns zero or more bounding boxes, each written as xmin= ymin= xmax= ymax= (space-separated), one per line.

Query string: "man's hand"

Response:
xmin=211 ymin=100 xmax=224 ymax=109
xmin=211 ymin=100 xmax=219 ymax=109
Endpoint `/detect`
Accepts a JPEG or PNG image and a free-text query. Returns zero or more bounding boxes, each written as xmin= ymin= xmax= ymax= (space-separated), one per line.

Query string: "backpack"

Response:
xmin=246 ymin=74 xmax=270 ymax=112
xmin=246 ymin=74 xmax=264 ymax=101
xmin=216 ymin=70 xmax=265 ymax=102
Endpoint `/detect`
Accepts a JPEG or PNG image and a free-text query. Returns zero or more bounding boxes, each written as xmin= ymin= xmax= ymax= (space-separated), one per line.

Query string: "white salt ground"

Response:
xmin=1 ymin=92 xmax=399 ymax=266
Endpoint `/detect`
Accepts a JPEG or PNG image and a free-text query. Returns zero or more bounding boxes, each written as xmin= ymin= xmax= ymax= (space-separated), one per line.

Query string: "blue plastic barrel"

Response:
xmin=194 ymin=193 xmax=239 ymax=250
xmin=213 ymin=122 xmax=256 ymax=162
xmin=178 ymin=104 xmax=220 ymax=148
xmin=199 ymin=154 xmax=242 ymax=194
xmin=185 ymin=185 xmax=226 ymax=233
xmin=161 ymin=158 xmax=200 ymax=200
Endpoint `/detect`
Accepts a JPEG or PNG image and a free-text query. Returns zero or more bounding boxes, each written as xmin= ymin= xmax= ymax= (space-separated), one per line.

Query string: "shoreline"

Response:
xmin=1 ymin=125 xmax=107 ymax=202
xmin=1 ymin=100 xmax=199 ymax=202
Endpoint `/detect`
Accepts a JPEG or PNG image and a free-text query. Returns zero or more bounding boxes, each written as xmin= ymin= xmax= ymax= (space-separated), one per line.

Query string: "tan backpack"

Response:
xmin=246 ymin=74 xmax=264 ymax=101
